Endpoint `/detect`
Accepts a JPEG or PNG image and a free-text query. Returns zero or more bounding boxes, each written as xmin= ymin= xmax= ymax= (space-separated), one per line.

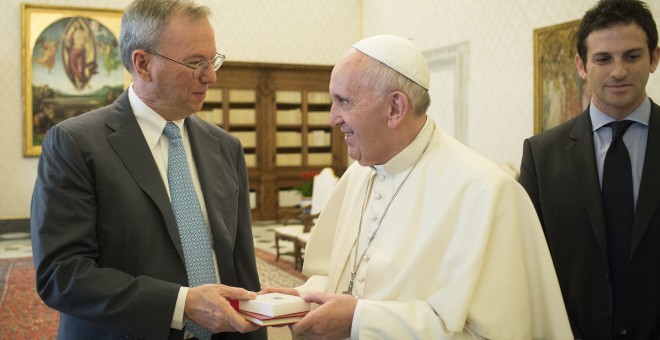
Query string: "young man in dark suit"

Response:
xmin=30 ymin=0 xmax=266 ymax=339
xmin=519 ymin=0 xmax=660 ymax=338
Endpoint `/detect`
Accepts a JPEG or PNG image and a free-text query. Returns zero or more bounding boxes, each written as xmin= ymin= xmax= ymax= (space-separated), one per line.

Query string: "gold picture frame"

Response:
xmin=22 ymin=4 xmax=127 ymax=156
xmin=533 ymin=19 xmax=591 ymax=134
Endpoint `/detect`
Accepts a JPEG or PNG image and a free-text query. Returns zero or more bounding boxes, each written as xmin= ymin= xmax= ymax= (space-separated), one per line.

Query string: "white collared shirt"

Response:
xmin=128 ymin=85 xmax=220 ymax=332
xmin=590 ymin=97 xmax=650 ymax=208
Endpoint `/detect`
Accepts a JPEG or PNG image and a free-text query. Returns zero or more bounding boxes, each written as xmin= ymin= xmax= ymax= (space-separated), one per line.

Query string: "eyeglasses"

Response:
xmin=146 ymin=50 xmax=226 ymax=79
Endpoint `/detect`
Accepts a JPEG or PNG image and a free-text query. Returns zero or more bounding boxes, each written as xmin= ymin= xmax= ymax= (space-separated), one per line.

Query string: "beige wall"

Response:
xmin=0 ymin=0 xmax=360 ymax=218
xmin=2 ymin=0 xmax=660 ymax=218
xmin=362 ymin=0 xmax=660 ymax=167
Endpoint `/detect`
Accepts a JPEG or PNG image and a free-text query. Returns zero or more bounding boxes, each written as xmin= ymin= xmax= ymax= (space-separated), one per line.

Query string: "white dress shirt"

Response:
xmin=128 ymin=85 xmax=221 ymax=332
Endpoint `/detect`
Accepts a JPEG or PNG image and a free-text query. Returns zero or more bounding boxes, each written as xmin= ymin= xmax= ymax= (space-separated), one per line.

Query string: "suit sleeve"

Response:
xmin=30 ymin=125 xmax=180 ymax=339
xmin=518 ymin=138 xmax=544 ymax=226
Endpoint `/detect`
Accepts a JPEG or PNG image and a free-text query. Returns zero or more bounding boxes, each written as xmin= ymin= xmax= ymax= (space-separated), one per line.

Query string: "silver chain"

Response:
xmin=344 ymin=124 xmax=435 ymax=295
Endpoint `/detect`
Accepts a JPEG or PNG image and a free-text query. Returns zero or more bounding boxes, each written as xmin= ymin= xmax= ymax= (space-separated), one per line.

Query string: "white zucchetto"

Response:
xmin=352 ymin=35 xmax=430 ymax=90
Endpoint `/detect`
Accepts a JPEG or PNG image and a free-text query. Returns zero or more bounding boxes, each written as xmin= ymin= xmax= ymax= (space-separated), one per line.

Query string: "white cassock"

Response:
xmin=297 ymin=118 xmax=572 ymax=339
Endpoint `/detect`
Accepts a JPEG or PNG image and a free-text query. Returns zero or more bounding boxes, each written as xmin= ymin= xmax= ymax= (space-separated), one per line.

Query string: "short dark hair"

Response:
xmin=576 ymin=0 xmax=658 ymax=64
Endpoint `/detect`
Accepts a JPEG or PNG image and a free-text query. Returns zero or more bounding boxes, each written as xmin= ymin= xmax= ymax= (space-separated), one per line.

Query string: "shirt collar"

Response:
xmin=372 ymin=117 xmax=434 ymax=176
xmin=128 ymin=84 xmax=186 ymax=149
xmin=590 ymin=97 xmax=651 ymax=131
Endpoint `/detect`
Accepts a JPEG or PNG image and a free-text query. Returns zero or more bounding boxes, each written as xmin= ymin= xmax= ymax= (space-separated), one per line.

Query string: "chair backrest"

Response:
xmin=301 ymin=212 xmax=320 ymax=233
xmin=310 ymin=167 xmax=338 ymax=214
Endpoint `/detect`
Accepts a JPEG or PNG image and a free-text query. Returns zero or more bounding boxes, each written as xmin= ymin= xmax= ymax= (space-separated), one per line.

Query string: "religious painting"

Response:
xmin=22 ymin=4 xmax=127 ymax=156
xmin=533 ymin=19 xmax=591 ymax=134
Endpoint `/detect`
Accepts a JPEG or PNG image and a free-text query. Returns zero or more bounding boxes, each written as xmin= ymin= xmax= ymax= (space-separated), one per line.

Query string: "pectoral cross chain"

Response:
xmin=343 ymin=280 xmax=354 ymax=295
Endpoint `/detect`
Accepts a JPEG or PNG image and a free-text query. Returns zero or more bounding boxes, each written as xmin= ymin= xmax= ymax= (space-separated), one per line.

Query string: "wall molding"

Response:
xmin=423 ymin=41 xmax=470 ymax=145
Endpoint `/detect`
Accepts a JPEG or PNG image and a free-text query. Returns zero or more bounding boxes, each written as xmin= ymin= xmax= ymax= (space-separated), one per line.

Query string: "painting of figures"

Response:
xmin=23 ymin=4 xmax=126 ymax=156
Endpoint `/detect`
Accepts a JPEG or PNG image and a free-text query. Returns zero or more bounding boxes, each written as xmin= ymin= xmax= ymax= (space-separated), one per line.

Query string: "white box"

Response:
xmin=197 ymin=109 xmax=223 ymax=125
xmin=308 ymin=153 xmax=332 ymax=165
xmin=211 ymin=109 xmax=223 ymax=125
xmin=239 ymin=293 xmax=311 ymax=317
xmin=244 ymin=154 xmax=256 ymax=167
xmin=308 ymin=130 xmax=330 ymax=147
xmin=276 ymin=91 xmax=301 ymax=103
xmin=229 ymin=108 xmax=256 ymax=124
xmin=232 ymin=132 xmax=256 ymax=148
xmin=308 ymin=91 xmax=331 ymax=104
xmin=276 ymin=132 xmax=302 ymax=147
xmin=229 ymin=89 xmax=256 ymax=102
xmin=277 ymin=109 xmax=302 ymax=125
xmin=279 ymin=189 xmax=302 ymax=207
xmin=206 ymin=88 xmax=223 ymax=102
xmin=196 ymin=110 xmax=213 ymax=123
xmin=249 ymin=191 xmax=256 ymax=209
xmin=276 ymin=153 xmax=302 ymax=166
xmin=308 ymin=112 xmax=329 ymax=125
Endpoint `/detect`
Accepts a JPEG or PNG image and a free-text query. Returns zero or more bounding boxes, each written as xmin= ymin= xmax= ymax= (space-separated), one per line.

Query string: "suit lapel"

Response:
xmin=105 ymin=92 xmax=185 ymax=263
xmin=566 ymin=111 xmax=609 ymax=258
xmin=185 ymin=118 xmax=234 ymax=272
xmin=630 ymin=101 xmax=660 ymax=256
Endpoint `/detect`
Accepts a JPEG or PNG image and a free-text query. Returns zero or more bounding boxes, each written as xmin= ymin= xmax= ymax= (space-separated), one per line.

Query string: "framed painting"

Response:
xmin=22 ymin=4 xmax=127 ymax=156
xmin=533 ymin=19 xmax=591 ymax=134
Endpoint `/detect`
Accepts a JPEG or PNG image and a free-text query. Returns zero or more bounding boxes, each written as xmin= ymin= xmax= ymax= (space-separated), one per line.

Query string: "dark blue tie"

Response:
xmin=163 ymin=122 xmax=215 ymax=340
xmin=601 ymin=120 xmax=635 ymax=335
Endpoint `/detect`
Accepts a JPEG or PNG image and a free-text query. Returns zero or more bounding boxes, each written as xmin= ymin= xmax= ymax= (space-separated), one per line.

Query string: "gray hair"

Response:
xmin=120 ymin=0 xmax=211 ymax=73
xmin=358 ymin=57 xmax=431 ymax=116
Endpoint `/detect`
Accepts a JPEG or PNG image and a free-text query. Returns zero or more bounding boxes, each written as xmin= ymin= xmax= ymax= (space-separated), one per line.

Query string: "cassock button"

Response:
xmin=363 ymin=255 xmax=370 ymax=262
xmin=374 ymin=193 xmax=382 ymax=200
xmin=358 ymin=276 xmax=365 ymax=282
xmin=370 ymin=215 xmax=378 ymax=221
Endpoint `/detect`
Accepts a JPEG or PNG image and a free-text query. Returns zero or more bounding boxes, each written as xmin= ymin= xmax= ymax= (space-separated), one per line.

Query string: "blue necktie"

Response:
xmin=163 ymin=122 xmax=216 ymax=340
xmin=601 ymin=120 xmax=634 ymax=336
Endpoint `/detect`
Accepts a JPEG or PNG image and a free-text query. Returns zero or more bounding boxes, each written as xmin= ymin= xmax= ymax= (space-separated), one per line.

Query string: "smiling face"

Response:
xmin=328 ymin=50 xmax=398 ymax=166
xmin=575 ymin=22 xmax=660 ymax=119
xmin=140 ymin=14 xmax=218 ymax=121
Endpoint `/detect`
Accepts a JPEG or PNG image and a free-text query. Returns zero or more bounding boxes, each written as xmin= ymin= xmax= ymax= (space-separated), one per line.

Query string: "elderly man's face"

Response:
xmin=329 ymin=50 xmax=394 ymax=166
xmin=143 ymin=14 xmax=218 ymax=121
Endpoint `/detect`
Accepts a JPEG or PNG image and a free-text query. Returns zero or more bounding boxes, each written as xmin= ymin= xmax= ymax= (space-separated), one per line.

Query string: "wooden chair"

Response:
xmin=273 ymin=207 xmax=305 ymax=262
xmin=273 ymin=168 xmax=338 ymax=265
xmin=293 ymin=213 xmax=319 ymax=271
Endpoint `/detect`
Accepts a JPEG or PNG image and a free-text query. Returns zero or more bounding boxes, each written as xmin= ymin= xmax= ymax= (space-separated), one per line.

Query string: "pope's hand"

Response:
xmin=291 ymin=292 xmax=358 ymax=340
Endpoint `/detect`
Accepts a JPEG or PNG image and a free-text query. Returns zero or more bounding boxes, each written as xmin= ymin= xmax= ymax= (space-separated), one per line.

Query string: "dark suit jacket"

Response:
xmin=30 ymin=91 xmax=267 ymax=340
xmin=519 ymin=100 xmax=660 ymax=339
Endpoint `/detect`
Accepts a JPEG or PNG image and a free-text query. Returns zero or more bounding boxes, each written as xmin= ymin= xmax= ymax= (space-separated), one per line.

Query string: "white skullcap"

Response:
xmin=352 ymin=35 xmax=430 ymax=90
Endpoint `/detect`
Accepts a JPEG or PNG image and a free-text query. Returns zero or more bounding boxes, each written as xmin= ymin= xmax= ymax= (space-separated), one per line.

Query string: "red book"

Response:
xmin=239 ymin=310 xmax=308 ymax=326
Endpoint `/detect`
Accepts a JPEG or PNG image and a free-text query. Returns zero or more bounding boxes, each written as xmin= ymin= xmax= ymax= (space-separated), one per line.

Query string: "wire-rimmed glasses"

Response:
xmin=146 ymin=50 xmax=225 ymax=79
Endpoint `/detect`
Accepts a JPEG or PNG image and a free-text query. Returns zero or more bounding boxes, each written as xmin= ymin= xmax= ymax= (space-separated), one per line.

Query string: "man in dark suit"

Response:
xmin=30 ymin=0 xmax=266 ymax=339
xmin=519 ymin=0 xmax=660 ymax=338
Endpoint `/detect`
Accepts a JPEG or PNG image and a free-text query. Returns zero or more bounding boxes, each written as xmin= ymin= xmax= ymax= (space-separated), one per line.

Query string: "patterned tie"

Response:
xmin=163 ymin=122 xmax=216 ymax=340
xmin=601 ymin=120 xmax=635 ymax=335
